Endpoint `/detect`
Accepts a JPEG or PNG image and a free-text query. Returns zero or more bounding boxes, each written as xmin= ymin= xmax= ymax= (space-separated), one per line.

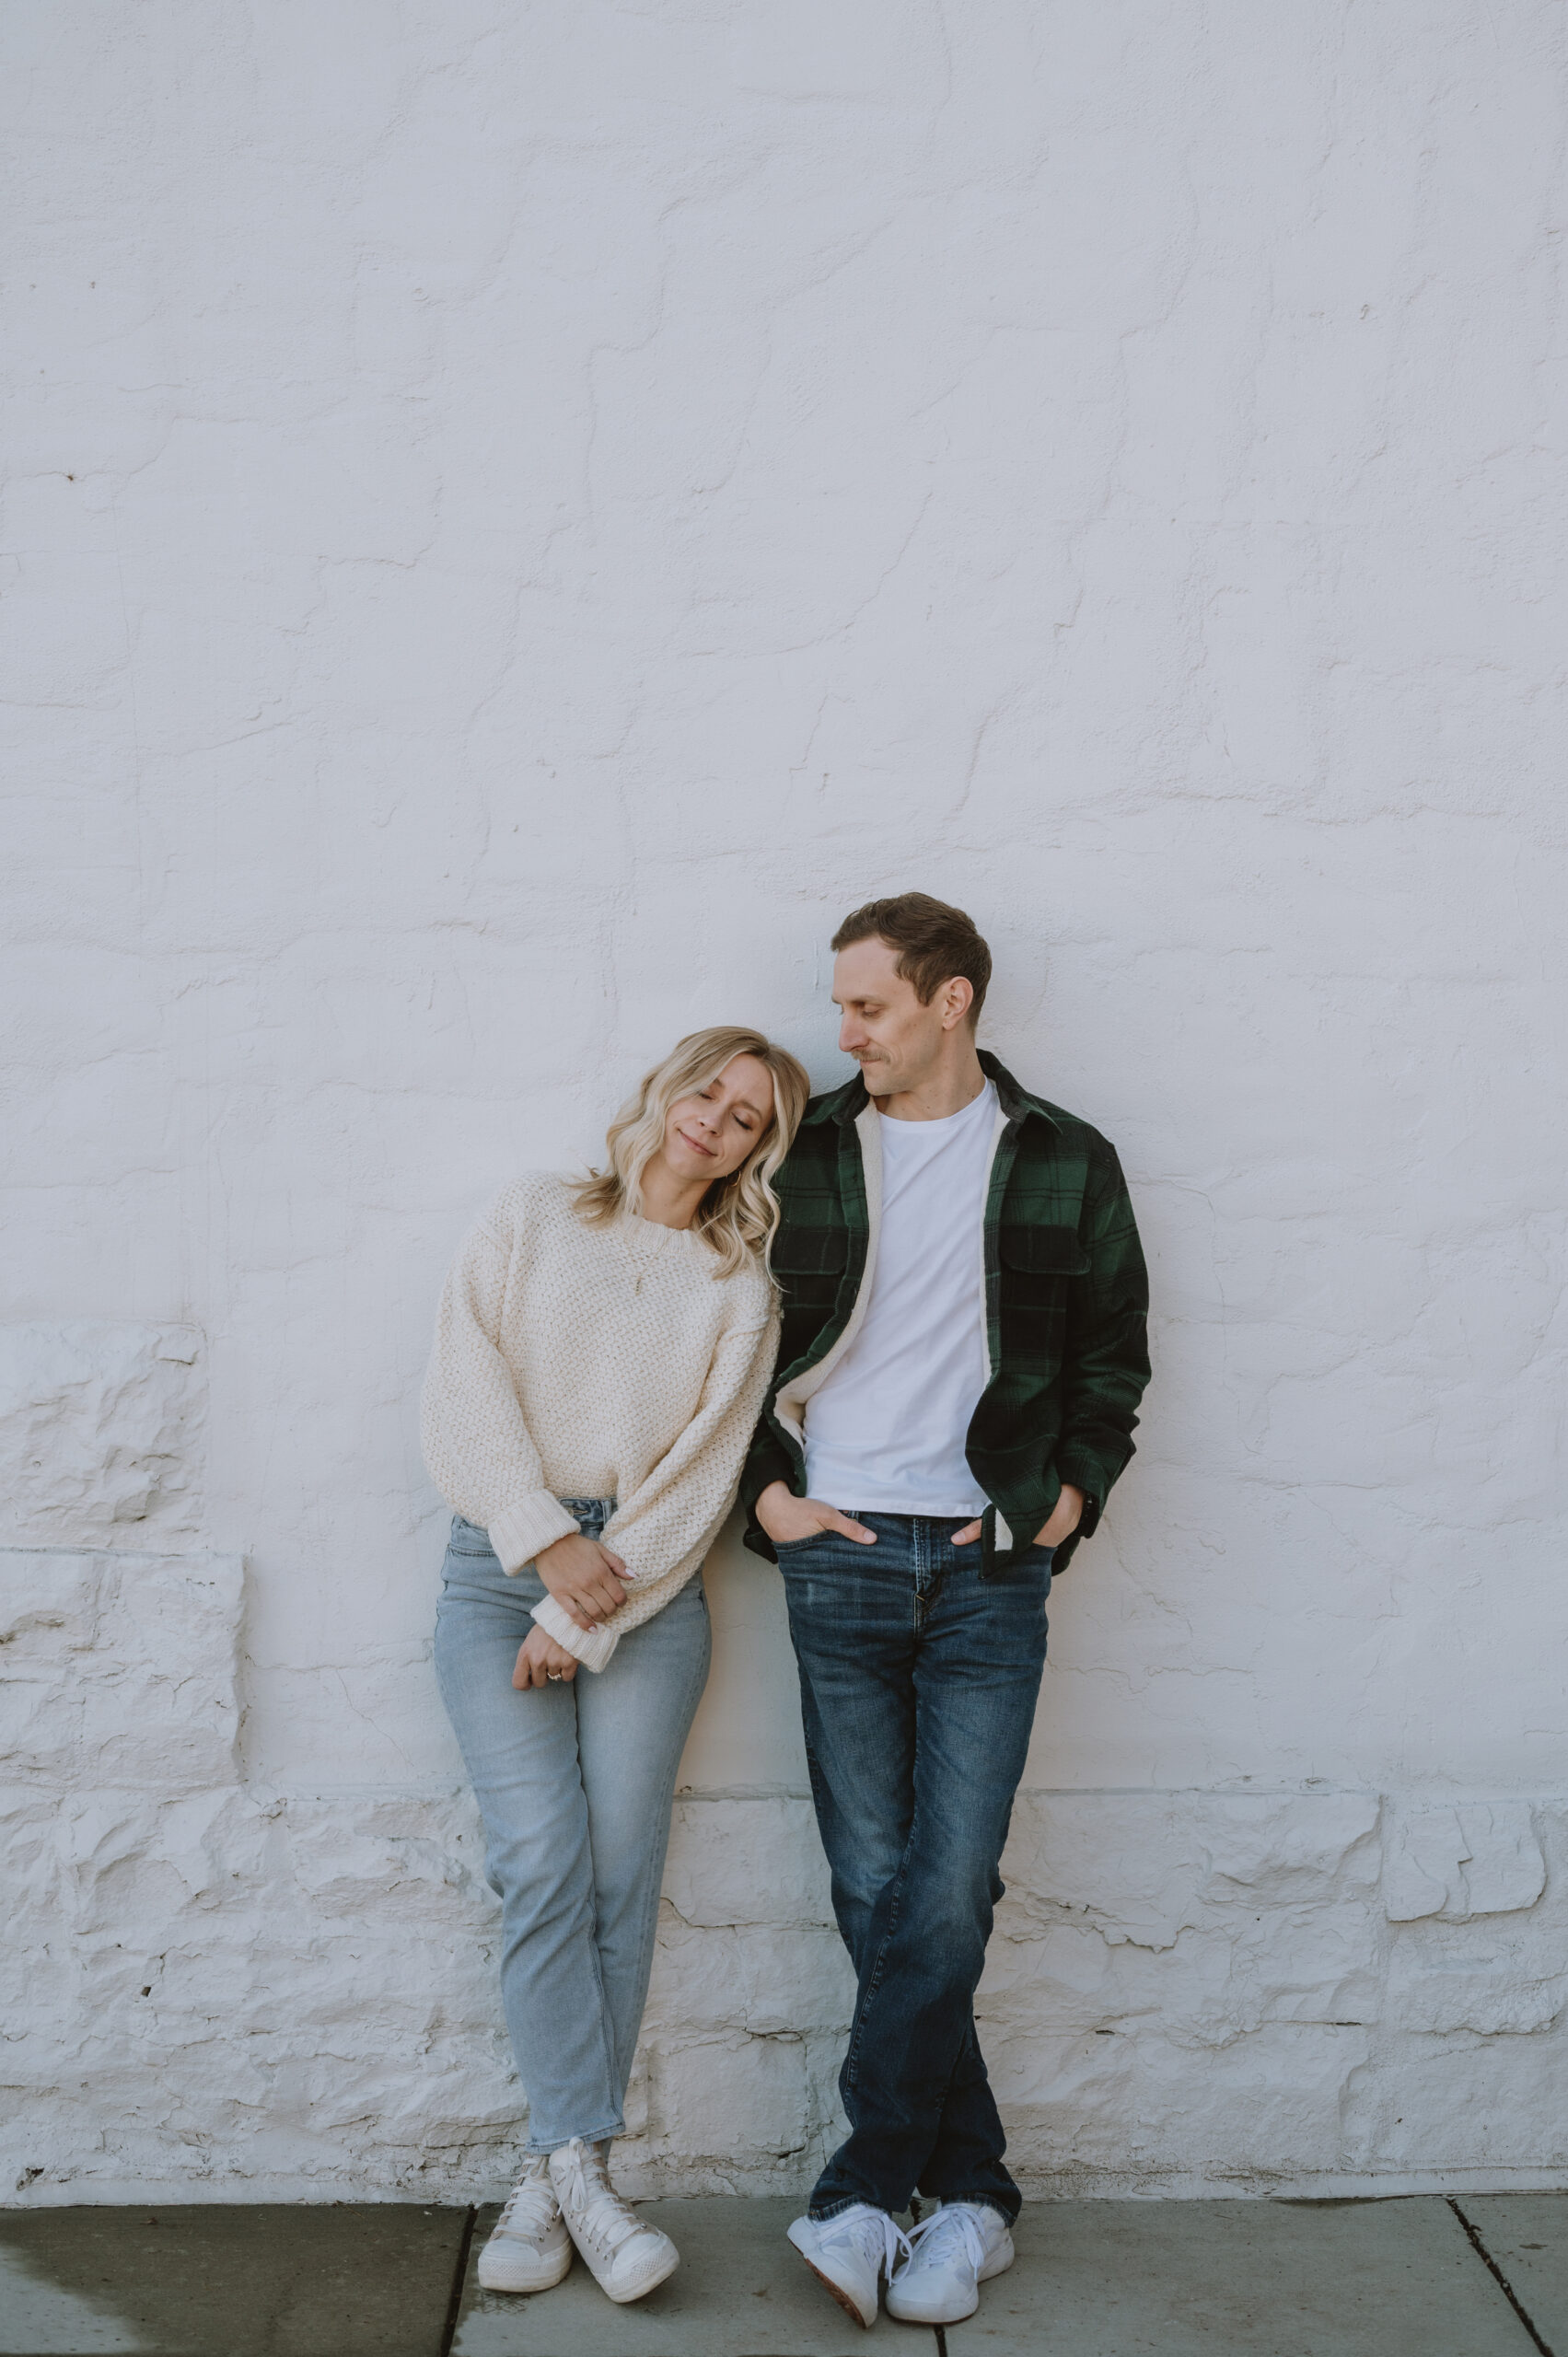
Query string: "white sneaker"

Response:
xmin=476 ymin=2155 xmax=573 ymax=2293
xmin=787 ymin=2203 xmax=912 ymax=2329
xmin=548 ymin=2137 xmax=679 ymax=2305
xmin=887 ymin=2200 xmax=1015 ymax=2324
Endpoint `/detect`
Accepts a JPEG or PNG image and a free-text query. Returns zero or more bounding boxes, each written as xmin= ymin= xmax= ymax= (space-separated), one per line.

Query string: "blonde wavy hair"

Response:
xmin=571 ymin=1027 xmax=811 ymax=1278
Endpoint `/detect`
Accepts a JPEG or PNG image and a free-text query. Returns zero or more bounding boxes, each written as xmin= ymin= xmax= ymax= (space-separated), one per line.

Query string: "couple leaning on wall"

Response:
xmin=419 ymin=890 xmax=1152 ymax=2333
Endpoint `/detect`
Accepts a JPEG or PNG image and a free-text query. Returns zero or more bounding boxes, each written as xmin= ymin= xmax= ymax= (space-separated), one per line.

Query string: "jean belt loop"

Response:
xmin=556 ymin=1492 xmax=617 ymax=1539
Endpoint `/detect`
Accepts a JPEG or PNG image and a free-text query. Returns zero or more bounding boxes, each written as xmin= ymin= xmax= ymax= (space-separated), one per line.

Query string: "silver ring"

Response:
xmin=547 ymin=1670 xmax=563 ymax=1681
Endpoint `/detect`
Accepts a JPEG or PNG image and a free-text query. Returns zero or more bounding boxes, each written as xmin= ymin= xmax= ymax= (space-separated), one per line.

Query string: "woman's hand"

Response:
xmin=535 ymin=1531 xmax=628 ymax=1629
xmin=514 ymin=1627 xmax=582 ymax=1689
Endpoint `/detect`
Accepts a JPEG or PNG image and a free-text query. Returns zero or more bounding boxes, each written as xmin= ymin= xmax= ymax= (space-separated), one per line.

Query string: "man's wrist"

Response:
xmin=1051 ymin=1473 xmax=1100 ymax=1544
xmin=743 ymin=1449 xmax=796 ymax=1515
xmin=1035 ymin=1481 xmax=1086 ymax=1546
xmin=755 ymin=1479 xmax=795 ymax=1537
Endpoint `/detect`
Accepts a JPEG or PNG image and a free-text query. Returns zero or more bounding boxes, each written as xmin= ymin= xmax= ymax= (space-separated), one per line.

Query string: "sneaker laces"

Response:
xmin=495 ymin=2158 xmax=556 ymax=2238
xmin=554 ymin=2141 xmax=646 ymax=2258
xmin=819 ymin=2201 xmax=912 ymax=2282
xmin=904 ymin=2202 xmax=990 ymax=2276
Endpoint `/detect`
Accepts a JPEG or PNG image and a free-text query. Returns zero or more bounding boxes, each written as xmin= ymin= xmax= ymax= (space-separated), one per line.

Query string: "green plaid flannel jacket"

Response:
xmin=740 ymin=1051 xmax=1150 ymax=1578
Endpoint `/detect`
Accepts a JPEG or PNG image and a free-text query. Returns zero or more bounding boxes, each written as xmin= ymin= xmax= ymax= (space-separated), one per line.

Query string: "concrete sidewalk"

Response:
xmin=1 ymin=2192 xmax=1563 ymax=2357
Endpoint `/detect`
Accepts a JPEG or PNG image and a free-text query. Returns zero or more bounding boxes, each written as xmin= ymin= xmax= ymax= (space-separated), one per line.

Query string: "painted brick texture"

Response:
xmin=3 ymin=1 xmax=1566 ymax=2201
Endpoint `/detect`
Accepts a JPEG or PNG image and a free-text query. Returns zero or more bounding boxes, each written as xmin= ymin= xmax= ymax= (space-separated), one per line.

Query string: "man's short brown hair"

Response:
xmin=830 ymin=892 xmax=993 ymax=1027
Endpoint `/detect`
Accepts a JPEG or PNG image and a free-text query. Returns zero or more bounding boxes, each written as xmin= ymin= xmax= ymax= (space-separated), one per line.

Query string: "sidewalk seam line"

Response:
xmin=1449 ymin=2198 xmax=1558 ymax=2357
xmin=439 ymin=2203 xmax=477 ymax=2357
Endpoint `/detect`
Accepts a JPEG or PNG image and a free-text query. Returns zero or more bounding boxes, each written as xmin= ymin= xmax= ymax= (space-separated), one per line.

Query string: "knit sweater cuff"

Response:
xmin=530 ymin=1592 xmax=620 ymax=1673
xmin=487 ymin=1492 xmax=580 ymax=1576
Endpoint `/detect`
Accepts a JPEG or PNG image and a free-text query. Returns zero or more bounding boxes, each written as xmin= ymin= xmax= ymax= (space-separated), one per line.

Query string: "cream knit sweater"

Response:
xmin=421 ymin=1172 xmax=778 ymax=1670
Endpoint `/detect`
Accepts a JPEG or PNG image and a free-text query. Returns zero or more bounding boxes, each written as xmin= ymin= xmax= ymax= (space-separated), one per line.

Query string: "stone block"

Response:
xmin=0 ymin=1550 xmax=241 ymax=1790
xmin=982 ymin=1899 xmax=1378 ymax=2049
xmin=0 ymin=1780 xmax=525 ymax=2199
xmin=993 ymin=2022 xmax=1369 ymax=2183
xmin=957 ymin=1792 xmax=1393 ymax=2183
xmin=1383 ymin=1833 xmax=1568 ymax=2036
xmin=661 ymin=1797 xmax=834 ymax=1929
xmin=1385 ymin=1805 xmax=1546 ymax=1922
xmin=0 ymin=1324 xmax=203 ymax=1547
xmin=645 ymin=1918 xmax=854 ymax=2038
xmin=1389 ymin=1949 xmax=1568 ymax=2037
xmin=999 ymin=1789 xmax=1382 ymax=1950
xmin=988 ymin=1791 xmax=1382 ymax=2034
xmin=646 ymin=2030 xmax=813 ymax=2163
xmin=1343 ymin=2034 xmax=1568 ymax=2174
xmin=283 ymin=1794 xmax=487 ymax=1922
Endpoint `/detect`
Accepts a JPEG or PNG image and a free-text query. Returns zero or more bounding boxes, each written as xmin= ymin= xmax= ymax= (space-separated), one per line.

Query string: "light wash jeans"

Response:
xmin=435 ymin=1502 xmax=711 ymax=2153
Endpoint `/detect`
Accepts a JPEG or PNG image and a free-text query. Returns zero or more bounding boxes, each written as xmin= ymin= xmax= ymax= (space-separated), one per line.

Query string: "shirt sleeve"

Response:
xmin=531 ymin=1305 xmax=780 ymax=1670
xmin=420 ymin=1201 xmax=579 ymax=1574
xmin=1052 ymin=1147 xmax=1151 ymax=1550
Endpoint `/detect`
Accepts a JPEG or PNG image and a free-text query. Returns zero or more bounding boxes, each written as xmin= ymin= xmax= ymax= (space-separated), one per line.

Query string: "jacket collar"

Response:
xmin=802 ymin=1050 xmax=1060 ymax=1131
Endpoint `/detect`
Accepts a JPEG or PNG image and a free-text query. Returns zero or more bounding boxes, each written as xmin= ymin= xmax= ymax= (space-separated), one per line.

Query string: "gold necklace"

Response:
xmin=617 ymin=1213 xmax=673 ymax=1295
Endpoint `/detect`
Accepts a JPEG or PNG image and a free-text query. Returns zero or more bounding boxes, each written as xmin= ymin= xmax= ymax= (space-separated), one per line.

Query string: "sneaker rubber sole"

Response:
xmin=588 ymin=2235 xmax=679 ymax=2305
xmin=481 ymin=2224 xmax=577 ymax=2300
xmin=786 ymin=2220 xmax=877 ymax=2328
xmin=476 ymin=2238 xmax=573 ymax=2295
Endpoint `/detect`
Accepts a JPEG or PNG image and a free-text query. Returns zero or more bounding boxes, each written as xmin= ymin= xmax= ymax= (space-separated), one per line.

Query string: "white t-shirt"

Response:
xmin=803 ymin=1082 xmax=997 ymax=1515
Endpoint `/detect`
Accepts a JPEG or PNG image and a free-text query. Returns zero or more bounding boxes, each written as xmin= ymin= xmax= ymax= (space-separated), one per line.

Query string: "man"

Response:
xmin=743 ymin=892 xmax=1150 ymax=2330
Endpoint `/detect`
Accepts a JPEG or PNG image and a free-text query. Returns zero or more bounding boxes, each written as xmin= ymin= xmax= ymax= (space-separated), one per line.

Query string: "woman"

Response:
xmin=423 ymin=1026 xmax=808 ymax=2307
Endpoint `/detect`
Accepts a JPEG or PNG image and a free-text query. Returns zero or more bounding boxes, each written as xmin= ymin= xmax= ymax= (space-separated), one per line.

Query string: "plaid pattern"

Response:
xmin=741 ymin=1052 xmax=1150 ymax=1576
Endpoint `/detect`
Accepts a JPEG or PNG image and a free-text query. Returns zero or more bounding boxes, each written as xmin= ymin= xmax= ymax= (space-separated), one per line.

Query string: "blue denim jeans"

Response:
xmin=435 ymin=1504 xmax=711 ymax=2152
xmin=776 ymin=1515 xmax=1051 ymax=2224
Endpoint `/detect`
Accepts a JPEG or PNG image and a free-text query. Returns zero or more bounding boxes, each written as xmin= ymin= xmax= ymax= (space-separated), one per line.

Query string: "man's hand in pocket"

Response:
xmin=756 ymin=1480 xmax=877 ymax=1547
xmin=952 ymin=1483 xmax=1085 ymax=1550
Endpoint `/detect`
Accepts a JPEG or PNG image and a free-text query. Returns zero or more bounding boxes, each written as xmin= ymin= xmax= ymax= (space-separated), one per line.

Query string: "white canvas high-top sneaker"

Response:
xmin=548 ymin=2137 xmax=679 ymax=2305
xmin=476 ymin=2154 xmax=573 ymax=2294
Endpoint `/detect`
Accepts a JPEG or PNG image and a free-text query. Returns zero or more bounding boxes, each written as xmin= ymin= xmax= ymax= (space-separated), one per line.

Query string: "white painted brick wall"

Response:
xmin=0 ymin=1327 xmax=204 ymax=1550
xmin=3 ymin=0 xmax=1567 ymax=2202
